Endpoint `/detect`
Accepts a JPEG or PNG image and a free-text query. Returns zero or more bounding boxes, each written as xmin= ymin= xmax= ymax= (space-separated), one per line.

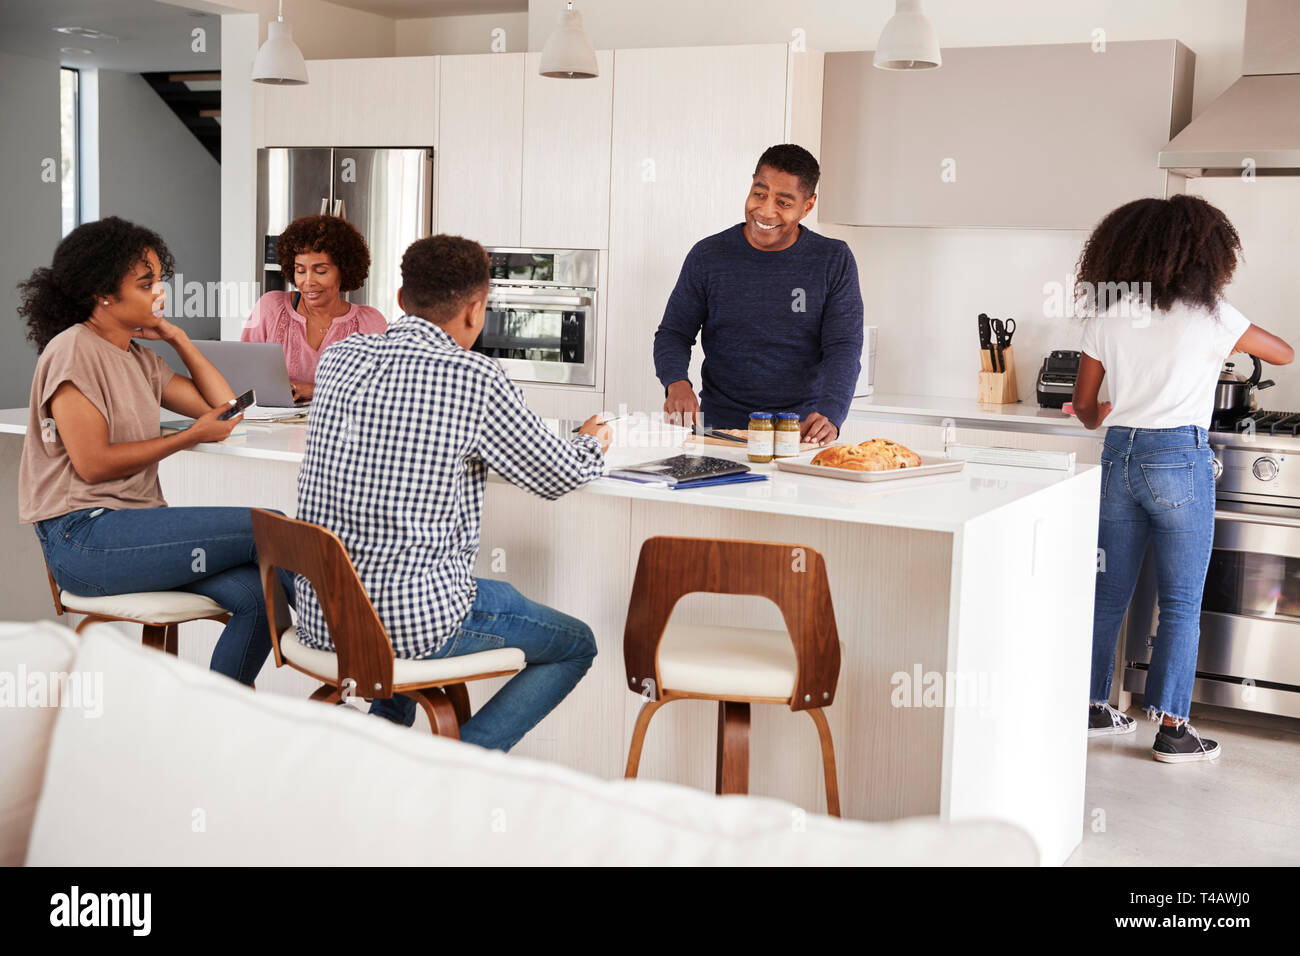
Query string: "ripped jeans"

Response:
xmin=1090 ymin=425 xmax=1215 ymax=724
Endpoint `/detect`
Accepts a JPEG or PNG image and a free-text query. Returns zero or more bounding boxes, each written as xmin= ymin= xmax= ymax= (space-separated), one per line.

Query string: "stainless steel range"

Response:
xmin=1123 ymin=409 xmax=1300 ymax=719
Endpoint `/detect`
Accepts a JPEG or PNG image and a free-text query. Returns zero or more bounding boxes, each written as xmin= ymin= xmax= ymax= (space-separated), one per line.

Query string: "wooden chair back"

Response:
xmin=623 ymin=536 xmax=840 ymax=710
xmin=250 ymin=509 xmax=396 ymax=698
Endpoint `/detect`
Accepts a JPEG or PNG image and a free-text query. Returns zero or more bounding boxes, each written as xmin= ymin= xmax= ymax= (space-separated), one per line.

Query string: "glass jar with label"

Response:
xmin=747 ymin=412 xmax=774 ymax=462
xmin=774 ymin=413 xmax=802 ymax=457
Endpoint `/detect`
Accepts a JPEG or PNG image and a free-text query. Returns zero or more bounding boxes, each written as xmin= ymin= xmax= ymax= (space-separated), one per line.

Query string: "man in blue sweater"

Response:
xmin=654 ymin=144 xmax=864 ymax=444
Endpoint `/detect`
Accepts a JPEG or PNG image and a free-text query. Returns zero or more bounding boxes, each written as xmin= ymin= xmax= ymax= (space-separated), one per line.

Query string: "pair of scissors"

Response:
xmin=990 ymin=318 xmax=1016 ymax=370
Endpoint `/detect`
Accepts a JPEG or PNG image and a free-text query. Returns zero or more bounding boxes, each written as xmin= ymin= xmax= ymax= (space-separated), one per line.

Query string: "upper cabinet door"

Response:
xmin=605 ymin=44 xmax=788 ymax=418
xmin=820 ymin=40 xmax=1194 ymax=229
xmin=437 ymin=53 xmax=525 ymax=248
xmin=259 ymin=57 xmax=438 ymax=147
xmin=520 ymin=50 xmax=614 ymax=250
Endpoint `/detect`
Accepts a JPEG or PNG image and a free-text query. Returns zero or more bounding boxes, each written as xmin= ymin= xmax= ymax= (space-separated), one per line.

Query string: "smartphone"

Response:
xmin=218 ymin=389 xmax=256 ymax=421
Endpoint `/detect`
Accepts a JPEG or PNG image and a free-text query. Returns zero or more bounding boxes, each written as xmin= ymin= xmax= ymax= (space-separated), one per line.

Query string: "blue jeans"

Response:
xmin=369 ymin=578 xmax=597 ymax=752
xmin=35 ymin=506 xmax=295 ymax=687
xmin=1090 ymin=425 xmax=1215 ymax=722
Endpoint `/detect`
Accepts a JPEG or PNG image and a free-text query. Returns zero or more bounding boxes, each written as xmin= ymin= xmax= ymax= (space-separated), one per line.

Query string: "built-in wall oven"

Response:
xmin=1123 ymin=411 xmax=1300 ymax=719
xmin=472 ymin=247 xmax=599 ymax=388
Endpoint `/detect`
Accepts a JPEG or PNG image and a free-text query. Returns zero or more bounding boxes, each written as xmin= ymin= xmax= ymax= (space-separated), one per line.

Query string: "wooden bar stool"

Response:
xmin=43 ymin=559 xmax=230 ymax=655
xmin=250 ymin=509 xmax=525 ymax=737
xmin=622 ymin=536 xmax=843 ymax=816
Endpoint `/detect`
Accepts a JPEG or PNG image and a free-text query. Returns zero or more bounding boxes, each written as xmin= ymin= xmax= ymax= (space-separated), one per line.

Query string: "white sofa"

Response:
xmin=0 ymin=621 xmax=1038 ymax=866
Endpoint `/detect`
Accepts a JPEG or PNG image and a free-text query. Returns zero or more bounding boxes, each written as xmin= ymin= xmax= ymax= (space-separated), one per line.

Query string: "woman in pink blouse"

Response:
xmin=242 ymin=214 xmax=387 ymax=401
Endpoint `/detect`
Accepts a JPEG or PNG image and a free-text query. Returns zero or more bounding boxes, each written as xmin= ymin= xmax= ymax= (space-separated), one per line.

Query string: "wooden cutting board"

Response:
xmin=684 ymin=429 xmax=821 ymax=452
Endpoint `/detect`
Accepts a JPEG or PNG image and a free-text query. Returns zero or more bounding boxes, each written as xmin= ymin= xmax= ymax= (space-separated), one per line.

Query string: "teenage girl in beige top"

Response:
xmin=18 ymin=216 xmax=292 ymax=685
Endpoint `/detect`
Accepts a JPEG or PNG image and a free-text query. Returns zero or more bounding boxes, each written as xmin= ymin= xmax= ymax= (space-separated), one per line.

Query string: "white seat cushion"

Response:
xmin=658 ymin=624 xmax=843 ymax=701
xmin=59 ymin=590 xmax=227 ymax=625
xmin=279 ymin=625 xmax=525 ymax=686
xmin=0 ymin=621 xmax=80 ymax=866
xmin=24 ymin=627 xmax=1040 ymax=865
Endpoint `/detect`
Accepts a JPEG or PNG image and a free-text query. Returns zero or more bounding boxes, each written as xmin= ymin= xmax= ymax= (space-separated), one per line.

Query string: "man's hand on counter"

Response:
xmin=663 ymin=380 xmax=702 ymax=429
xmin=576 ymin=414 xmax=614 ymax=454
xmin=801 ymin=412 xmax=838 ymax=445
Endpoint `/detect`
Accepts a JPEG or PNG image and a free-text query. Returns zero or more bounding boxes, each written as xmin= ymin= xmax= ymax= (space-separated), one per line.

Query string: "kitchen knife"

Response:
xmin=691 ymin=425 xmax=749 ymax=444
xmin=978 ymin=313 xmax=999 ymax=372
xmin=992 ymin=317 xmax=1016 ymax=373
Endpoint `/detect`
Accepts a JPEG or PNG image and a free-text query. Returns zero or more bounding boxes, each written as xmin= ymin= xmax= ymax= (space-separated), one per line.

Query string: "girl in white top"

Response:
xmin=1073 ymin=194 xmax=1292 ymax=764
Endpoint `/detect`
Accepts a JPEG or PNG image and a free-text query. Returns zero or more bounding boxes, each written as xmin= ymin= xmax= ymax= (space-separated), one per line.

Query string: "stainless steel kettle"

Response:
xmin=1215 ymin=355 xmax=1275 ymax=416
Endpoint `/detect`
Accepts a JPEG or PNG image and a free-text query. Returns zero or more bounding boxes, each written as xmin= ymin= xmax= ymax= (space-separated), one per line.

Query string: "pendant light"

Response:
xmin=252 ymin=0 xmax=309 ymax=86
xmin=873 ymin=0 xmax=942 ymax=71
xmin=539 ymin=1 xmax=598 ymax=79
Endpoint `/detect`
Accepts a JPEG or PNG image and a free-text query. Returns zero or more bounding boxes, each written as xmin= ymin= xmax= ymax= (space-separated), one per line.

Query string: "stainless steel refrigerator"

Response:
xmin=255 ymin=147 xmax=434 ymax=320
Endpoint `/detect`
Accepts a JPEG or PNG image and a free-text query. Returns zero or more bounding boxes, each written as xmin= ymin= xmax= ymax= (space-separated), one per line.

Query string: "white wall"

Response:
xmin=396 ymin=12 xmax=529 ymax=56
xmin=97 ymin=69 xmax=223 ymax=340
xmin=0 ymin=52 xmax=61 ymax=621
xmin=0 ymin=52 xmax=63 ymax=410
xmin=214 ymin=0 xmax=396 ymax=58
xmin=813 ymin=221 xmax=1089 ymax=401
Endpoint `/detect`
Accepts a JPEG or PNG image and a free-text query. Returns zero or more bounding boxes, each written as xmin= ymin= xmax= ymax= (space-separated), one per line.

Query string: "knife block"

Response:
xmin=978 ymin=345 xmax=1019 ymax=404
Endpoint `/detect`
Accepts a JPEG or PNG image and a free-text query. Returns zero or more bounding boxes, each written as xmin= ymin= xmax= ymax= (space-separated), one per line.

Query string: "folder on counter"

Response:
xmin=666 ymin=473 xmax=768 ymax=490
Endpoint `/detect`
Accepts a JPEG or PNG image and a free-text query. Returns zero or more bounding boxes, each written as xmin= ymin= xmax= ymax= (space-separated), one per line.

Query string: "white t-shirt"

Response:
xmin=1079 ymin=299 xmax=1251 ymax=430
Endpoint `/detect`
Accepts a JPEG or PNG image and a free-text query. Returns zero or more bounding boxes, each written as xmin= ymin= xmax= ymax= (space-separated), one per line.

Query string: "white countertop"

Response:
xmin=851 ymin=392 xmax=1094 ymax=436
xmin=0 ymin=408 xmax=1097 ymax=534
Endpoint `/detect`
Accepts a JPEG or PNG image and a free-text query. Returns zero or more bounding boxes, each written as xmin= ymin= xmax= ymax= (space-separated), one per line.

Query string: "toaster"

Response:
xmin=1036 ymin=350 xmax=1080 ymax=409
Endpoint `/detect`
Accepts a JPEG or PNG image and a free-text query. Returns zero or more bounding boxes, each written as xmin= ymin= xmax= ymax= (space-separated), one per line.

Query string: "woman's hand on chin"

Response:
xmin=133 ymin=317 xmax=185 ymax=343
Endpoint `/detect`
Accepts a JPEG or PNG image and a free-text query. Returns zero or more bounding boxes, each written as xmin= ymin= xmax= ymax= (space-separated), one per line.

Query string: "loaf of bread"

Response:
xmin=855 ymin=438 xmax=923 ymax=468
xmin=811 ymin=439 xmax=922 ymax=471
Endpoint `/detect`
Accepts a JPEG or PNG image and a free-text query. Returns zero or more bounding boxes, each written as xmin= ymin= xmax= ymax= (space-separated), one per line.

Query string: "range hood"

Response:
xmin=1159 ymin=0 xmax=1300 ymax=176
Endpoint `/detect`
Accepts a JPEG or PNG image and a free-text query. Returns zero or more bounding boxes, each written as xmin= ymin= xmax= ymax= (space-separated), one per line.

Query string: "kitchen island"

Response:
xmin=0 ymin=409 xmax=1100 ymax=865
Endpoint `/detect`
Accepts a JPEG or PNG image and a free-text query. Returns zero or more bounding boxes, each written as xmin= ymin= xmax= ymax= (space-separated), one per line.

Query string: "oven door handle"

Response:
xmin=488 ymin=293 xmax=592 ymax=308
xmin=1214 ymin=509 xmax=1300 ymax=560
xmin=1215 ymin=509 xmax=1300 ymax=530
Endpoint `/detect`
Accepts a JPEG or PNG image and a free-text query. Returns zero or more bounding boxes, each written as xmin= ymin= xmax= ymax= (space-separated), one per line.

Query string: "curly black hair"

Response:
xmin=1074 ymin=194 xmax=1241 ymax=316
xmin=17 ymin=216 xmax=175 ymax=354
xmin=754 ymin=143 xmax=820 ymax=197
xmin=276 ymin=215 xmax=371 ymax=293
xmin=400 ymin=235 xmax=489 ymax=322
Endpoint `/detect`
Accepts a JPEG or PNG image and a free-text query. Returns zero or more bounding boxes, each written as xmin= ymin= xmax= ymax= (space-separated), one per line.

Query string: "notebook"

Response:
xmin=607 ymin=454 xmax=751 ymax=487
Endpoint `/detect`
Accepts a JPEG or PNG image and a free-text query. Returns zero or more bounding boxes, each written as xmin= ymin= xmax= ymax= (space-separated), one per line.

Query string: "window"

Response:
xmin=60 ymin=67 xmax=79 ymax=236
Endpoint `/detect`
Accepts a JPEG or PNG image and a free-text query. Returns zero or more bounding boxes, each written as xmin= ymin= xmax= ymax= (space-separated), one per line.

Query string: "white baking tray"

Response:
xmin=775 ymin=448 xmax=966 ymax=482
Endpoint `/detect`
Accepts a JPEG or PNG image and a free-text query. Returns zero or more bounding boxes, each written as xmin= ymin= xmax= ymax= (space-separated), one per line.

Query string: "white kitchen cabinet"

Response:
xmin=606 ymin=44 xmax=810 ymax=419
xmin=820 ymin=40 xmax=1194 ymax=229
xmin=257 ymin=57 xmax=438 ymax=147
xmin=437 ymin=53 xmax=525 ymax=248
xmin=520 ymin=50 xmax=614 ymax=250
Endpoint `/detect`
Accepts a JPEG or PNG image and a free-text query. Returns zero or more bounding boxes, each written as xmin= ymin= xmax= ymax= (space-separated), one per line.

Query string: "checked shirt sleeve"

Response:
xmin=475 ymin=372 xmax=606 ymax=500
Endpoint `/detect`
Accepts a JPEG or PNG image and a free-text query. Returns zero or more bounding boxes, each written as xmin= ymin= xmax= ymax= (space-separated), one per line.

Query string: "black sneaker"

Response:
xmin=1088 ymin=703 xmax=1136 ymax=737
xmin=1152 ymin=722 xmax=1221 ymax=763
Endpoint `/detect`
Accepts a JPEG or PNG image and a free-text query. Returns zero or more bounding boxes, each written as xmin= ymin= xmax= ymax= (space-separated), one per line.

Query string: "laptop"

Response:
xmin=142 ymin=340 xmax=308 ymax=418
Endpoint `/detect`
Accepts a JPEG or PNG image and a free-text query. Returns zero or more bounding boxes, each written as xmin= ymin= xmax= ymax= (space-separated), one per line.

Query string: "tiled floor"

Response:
xmin=1068 ymin=701 xmax=1300 ymax=865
